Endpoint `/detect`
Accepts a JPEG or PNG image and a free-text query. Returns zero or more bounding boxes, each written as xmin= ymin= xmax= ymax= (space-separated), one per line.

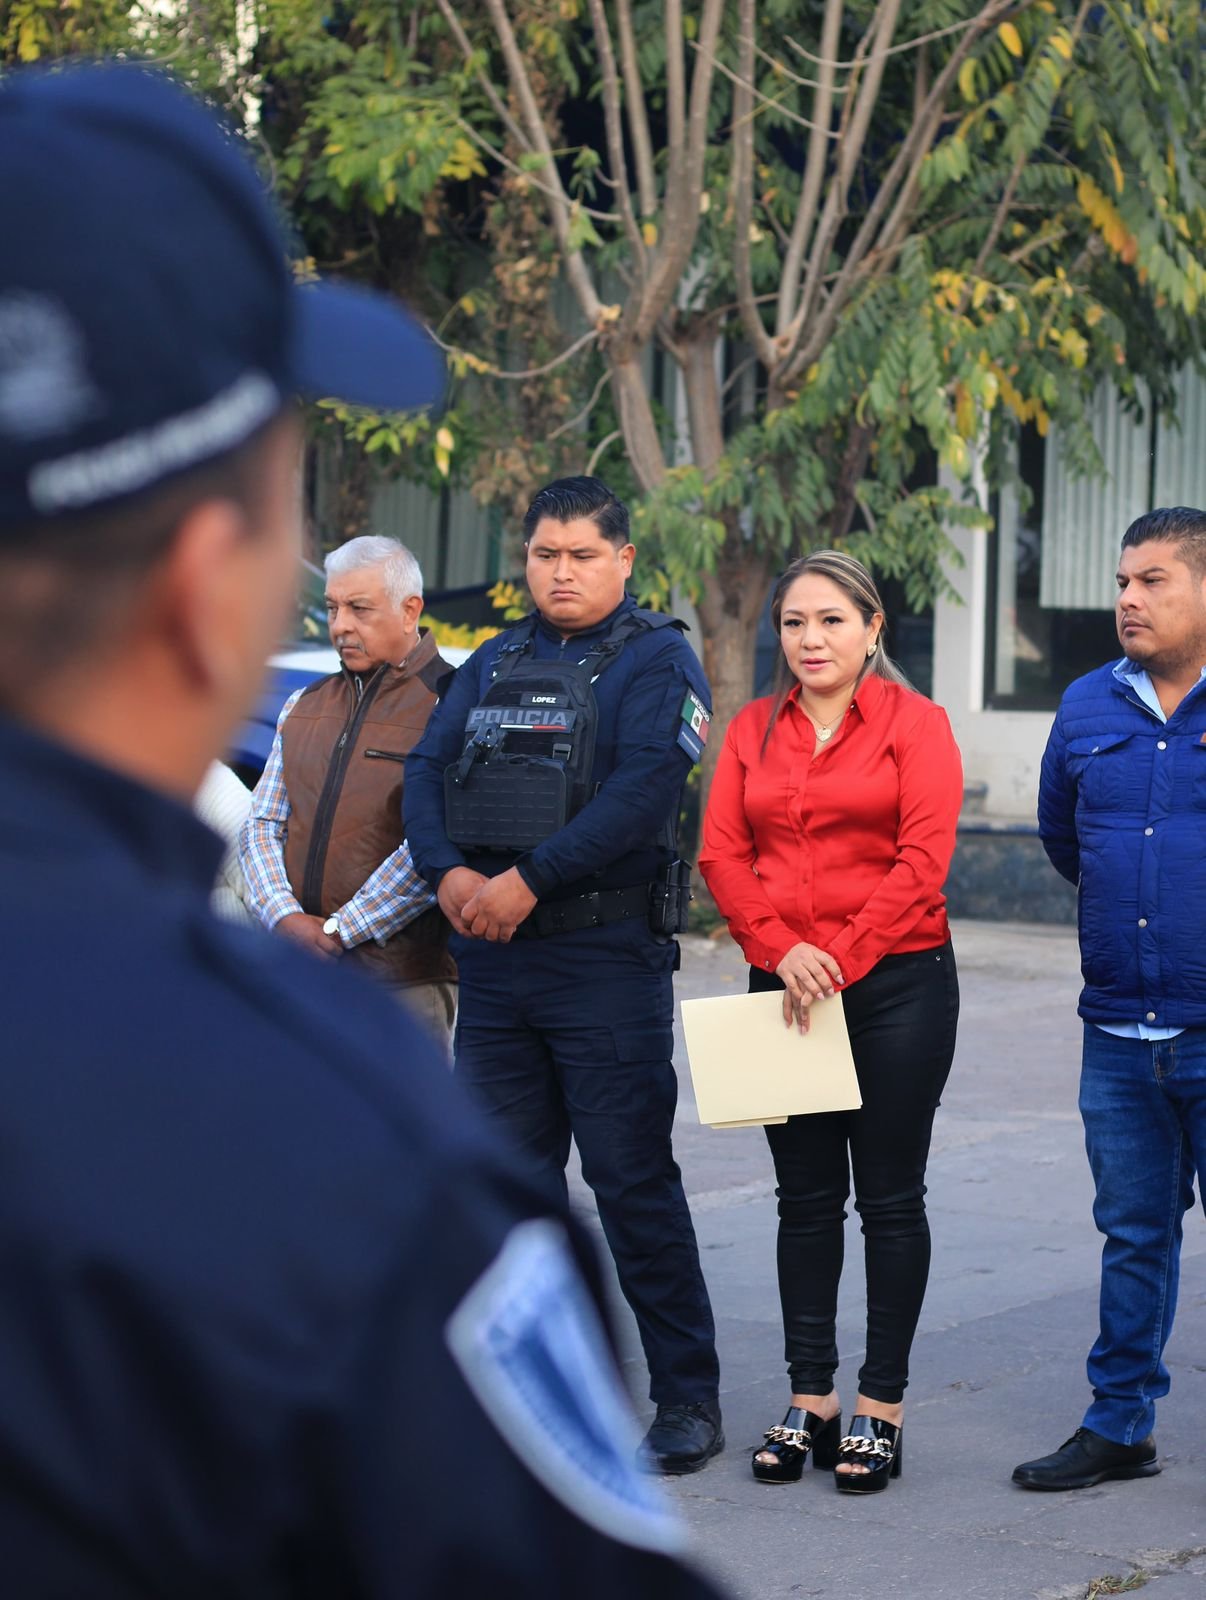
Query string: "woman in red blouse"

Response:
xmin=699 ymin=550 xmax=962 ymax=1494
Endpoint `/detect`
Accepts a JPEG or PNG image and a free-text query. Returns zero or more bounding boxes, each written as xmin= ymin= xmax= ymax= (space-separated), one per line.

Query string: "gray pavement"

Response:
xmin=568 ymin=922 xmax=1206 ymax=1600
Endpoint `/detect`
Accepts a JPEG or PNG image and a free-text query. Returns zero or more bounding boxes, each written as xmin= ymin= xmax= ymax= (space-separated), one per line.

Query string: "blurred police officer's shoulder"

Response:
xmin=0 ymin=63 xmax=724 ymax=1599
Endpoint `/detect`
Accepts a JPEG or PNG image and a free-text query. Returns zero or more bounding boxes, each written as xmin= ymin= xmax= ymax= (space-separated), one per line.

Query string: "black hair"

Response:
xmin=1120 ymin=506 xmax=1206 ymax=578
xmin=522 ymin=476 xmax=630 ymax=548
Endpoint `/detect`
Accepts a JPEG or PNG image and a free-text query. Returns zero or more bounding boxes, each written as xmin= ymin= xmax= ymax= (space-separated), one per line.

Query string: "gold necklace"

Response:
xmin=805 ymin=706 xmax=847 ymax=744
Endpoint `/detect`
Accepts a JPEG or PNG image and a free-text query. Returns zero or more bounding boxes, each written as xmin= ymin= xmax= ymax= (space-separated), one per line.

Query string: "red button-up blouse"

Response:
xmin=699 ymin=674 xmax=963 ymax=986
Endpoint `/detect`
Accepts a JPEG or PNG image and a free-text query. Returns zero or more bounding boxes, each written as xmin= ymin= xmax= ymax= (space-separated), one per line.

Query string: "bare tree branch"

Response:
xmin=586 ymin=429 xmax=622 ymax=475
xmin=585 ymin=0 xmax=647 ymax=270
xmin=430 ymin=326 xmax=599 ymax=380
xmin=784 ymin=12 xmax=981 ymax=70
xmin=546 ymin=368 xmax=611 ymax=442
xmin=777 ymin=0 xmax=844 ymax=338
xmin=787 ymin=0 xmax=901 ymax=355
xmin=480 ymin=0 xmax=602 ymax=324
xmin=872 ymin=0 xmax=1031 ymax=266
xmin=699 ymin=44 xmax=842 ymax=136
xmin=959 ymin=148 xmax=1027 ymax=310
xmin=732 ymin=0 xmax=776 ymax=366
xmin=781 ymin=0 xmax=1018 ymax=382
xmin=755 ymin=42 xmax=849 ymax=95
xmin=664 ymin=0 xmax=686 ymax=209
xmin=434 ymin=0 xmax=530 ymax=154
xmin=616 ymin=0 xmax=657 ymax=217
xmin=633 ymin=0 xmax=725 ymax=345
xmin=455 ymin=120 xmax=619 ymax=223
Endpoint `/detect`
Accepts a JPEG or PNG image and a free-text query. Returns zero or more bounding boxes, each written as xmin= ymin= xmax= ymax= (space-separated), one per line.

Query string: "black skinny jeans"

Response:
xmin=750 ymin=942 xmax=959 ymax=1404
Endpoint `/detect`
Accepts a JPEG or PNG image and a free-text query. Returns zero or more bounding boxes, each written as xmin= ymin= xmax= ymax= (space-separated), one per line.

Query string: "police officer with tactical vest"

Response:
xmin=405 ymin=476 xmax=724 ymax=1474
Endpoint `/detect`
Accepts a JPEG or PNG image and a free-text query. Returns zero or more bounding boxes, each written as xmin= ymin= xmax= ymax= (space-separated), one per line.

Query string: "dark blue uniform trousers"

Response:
xmin=452 ymin=917 xmax=719 ymax=1405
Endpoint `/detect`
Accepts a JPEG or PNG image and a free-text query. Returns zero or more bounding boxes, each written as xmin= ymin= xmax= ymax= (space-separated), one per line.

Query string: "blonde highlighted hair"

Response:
xmin=762 ymin=550 xmax=911 ymax=750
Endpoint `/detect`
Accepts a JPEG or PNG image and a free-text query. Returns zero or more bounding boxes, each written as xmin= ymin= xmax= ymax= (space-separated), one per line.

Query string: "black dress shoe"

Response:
xmin=637 ymin=1400 xmax=724 ymax=1475
xmin=1012 ymin=1427 xmax=1159 ymax=1491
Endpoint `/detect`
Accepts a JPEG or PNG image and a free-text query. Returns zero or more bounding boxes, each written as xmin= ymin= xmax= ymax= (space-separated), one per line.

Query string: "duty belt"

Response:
xmin=515 ymin=883 xmax=651 ymax=939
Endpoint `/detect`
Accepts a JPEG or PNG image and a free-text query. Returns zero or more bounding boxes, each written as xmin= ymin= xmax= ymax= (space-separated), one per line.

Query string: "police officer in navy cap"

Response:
xmin=405 ymin=477 xmax=724 ymax=1474
xmin=0 ymin=64 xmax=727 ymax=1597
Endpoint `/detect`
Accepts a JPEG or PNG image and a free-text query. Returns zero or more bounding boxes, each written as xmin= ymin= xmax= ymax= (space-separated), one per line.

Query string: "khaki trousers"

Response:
xmin=391 ymin=979 xmax=457 ymax=1068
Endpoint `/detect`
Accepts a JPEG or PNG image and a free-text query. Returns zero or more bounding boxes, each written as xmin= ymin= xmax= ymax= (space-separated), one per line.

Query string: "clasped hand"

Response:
xmin=437 ymin=865 xmax=536 ymax=942
xmin=775 ymin=941 xmax=844 ymax=1033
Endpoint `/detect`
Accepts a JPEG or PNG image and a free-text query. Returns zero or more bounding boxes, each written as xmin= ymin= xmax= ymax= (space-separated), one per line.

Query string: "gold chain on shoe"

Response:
xmin=763 ymin=1424 xmax=813 ymax=1447
xmin=837 ymin=1435 xmax=895 ymax=1461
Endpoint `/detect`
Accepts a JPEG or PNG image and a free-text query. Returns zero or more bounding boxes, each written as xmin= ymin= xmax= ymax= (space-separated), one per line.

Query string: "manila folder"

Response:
xmin=680 ymin=990 xmax=861 ymax=1128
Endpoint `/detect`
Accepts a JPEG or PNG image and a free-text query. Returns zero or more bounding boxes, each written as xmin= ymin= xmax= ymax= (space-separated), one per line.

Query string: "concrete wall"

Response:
xmin=933 ymin=490 xmax=1054 ymax=823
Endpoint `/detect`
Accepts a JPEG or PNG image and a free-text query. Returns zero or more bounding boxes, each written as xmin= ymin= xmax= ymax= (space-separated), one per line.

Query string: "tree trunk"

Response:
xmin=332 ymin=440 xmax=373 ymax=546
xmin=607 ymin=354 xmax=667 ymax=493
xmin=690 ymin=528 xmax=774 ymax=850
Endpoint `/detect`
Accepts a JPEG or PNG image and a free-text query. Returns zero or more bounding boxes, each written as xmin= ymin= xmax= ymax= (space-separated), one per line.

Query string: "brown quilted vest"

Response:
xmin=281 ymin=628 xmax=455 ymax=988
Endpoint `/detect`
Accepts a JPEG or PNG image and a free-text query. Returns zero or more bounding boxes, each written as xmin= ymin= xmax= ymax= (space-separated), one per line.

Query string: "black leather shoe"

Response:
xmin=1012 ymin=1427 xmax=1159 ymax=1491
xmin=637 ymin=1400 xmax=724 ymax=1475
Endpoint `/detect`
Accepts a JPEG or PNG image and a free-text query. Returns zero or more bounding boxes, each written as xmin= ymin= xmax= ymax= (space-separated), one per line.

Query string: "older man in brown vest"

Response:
xmin=240 ymin=535 xmax=457 ymax=1044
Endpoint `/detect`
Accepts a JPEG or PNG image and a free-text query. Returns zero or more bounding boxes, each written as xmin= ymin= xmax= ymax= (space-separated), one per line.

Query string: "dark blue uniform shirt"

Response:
xmin=0 ymin=715 xmax=722 ymax=1598
xmin=405 ymin=594 xmax=711 ymax=898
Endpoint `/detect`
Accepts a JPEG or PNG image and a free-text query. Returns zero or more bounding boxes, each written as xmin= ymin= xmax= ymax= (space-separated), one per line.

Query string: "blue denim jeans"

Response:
xmin=1079 ymin=1023 xmax=1206 ymax=1443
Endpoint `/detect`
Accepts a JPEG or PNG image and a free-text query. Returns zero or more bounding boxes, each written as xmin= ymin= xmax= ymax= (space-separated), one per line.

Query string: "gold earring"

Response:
xmin=867 ymin=641 xmax=878 ymax=657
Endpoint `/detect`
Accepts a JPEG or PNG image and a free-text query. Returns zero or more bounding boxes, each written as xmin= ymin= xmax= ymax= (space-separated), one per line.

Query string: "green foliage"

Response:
xmin=18 ymin=0 xmax=1206 ymax=668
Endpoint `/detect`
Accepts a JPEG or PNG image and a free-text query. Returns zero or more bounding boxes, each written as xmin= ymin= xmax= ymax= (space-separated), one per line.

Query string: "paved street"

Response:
xmin=569 ymin=922 xmax=1206 ymax=1600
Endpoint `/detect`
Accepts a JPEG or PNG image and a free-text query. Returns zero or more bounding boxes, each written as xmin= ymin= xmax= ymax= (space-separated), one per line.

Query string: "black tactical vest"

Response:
xmin=444 ymin=610 xmax=682 ymax=853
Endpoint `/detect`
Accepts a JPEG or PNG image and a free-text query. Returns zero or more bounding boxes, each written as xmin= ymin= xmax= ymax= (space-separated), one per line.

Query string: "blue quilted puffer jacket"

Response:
xmin=1038 ymin=661 xmax=1206 ymax=1026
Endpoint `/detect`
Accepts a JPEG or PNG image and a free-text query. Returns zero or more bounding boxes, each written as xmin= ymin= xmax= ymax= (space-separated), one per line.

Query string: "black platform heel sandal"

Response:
xmin=752 ymin=1408 xmax=842 ymax=1483
xmin=833 ymin=1415 xmax=902 ymax=1494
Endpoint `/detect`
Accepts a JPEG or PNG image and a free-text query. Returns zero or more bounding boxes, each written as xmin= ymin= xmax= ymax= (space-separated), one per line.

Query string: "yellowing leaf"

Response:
xmin=596 ymin=303 xmax=622 ymax=324
xmin=998 ymin=21 xmax=1024 ymax=58
xmin=1085 ymin=304 xmax=1104 ymax=327
xmin=459 ymin=294 xmax=477 ymax=317
xmin=954 ymin=382 xmax=977 ymax=438
xmin=642 ymin=220 xmax=658 ymax=246
xmin=972 ymin=279 xmax=991 ymax=310
xmin=324 ymin=143 xmax=345 ymax=155
xmin=1050 ymin=29 xmax=1073 ymax=61
xmin=699 ymin=192 xmax=711 ymax=214
xmin=434 ymin=448 xmax=451 ymax=479
xmin=958 ymin=58 xmax=978 ymax=103
xmin=435 ymin=426 xmax=455 ymax=453
xmin=1108 ymin=152 xmax=1125 ymax=194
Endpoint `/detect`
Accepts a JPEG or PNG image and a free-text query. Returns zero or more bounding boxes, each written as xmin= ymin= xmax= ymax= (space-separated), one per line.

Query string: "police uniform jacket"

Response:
xmin=405 ymin=594 xmax=711 ymax=900
xmin=0 ymin=714 xmax=722 ymax=1599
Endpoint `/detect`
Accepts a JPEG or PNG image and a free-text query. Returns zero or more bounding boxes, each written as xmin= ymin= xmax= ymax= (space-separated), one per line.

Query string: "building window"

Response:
xmin=986 ymin=369 xmax=1206 ymax=711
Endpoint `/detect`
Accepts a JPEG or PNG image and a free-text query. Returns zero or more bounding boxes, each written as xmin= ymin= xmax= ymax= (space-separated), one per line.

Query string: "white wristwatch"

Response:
xmin=322 ymin=915 xmax=341 ymax=939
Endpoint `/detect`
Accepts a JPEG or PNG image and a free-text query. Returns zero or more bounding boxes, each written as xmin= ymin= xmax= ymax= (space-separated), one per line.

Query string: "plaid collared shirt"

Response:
xmin=238 ymin=688 xmax=436 ymax=947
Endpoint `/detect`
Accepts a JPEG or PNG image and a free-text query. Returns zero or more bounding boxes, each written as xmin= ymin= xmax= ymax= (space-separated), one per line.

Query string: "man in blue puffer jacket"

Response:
xmin=1014 ymin=506 xmax=1206 ymax=1492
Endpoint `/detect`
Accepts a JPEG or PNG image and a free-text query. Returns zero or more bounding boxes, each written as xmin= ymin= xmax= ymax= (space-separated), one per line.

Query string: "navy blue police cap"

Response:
xmin=0 ymin=62 xmax=444 ymax=532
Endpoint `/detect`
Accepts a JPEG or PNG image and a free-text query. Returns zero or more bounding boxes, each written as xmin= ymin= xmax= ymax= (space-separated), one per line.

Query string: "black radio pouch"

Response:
xmin=649 ymin=855 xmax=694 ymax=936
